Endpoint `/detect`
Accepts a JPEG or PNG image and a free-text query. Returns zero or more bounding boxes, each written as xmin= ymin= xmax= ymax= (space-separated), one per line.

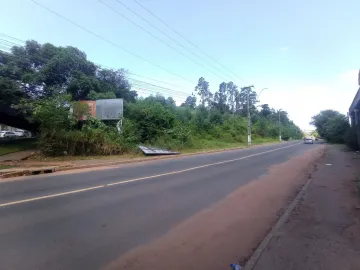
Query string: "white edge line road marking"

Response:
xmin=0 ymin=142 xmax=302 ymax=208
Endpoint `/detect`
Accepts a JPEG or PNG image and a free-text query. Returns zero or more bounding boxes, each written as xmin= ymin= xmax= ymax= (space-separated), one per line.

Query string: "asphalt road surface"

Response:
xmin=0 ymin=141 xmax=319 ymax=270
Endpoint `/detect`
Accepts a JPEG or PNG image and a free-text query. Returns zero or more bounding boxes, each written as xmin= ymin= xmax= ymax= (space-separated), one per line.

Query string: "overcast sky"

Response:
xmin=1 ymin=0 xmax=359 ymax=129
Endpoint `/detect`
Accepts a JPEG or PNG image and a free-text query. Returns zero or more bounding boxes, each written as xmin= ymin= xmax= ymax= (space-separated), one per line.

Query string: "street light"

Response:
xmin=257 ymin=88 xmax=268 ymax=100
xmin=246 ymin=86 xmax=254 ymax=146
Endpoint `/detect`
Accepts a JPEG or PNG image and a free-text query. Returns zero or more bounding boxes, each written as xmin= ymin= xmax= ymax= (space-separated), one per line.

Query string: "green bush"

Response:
xmin=39 ymin=129 xmax=122 ymax=156
xmin=311 ymin=110 xmax=349 ymax=143
xmin=125 ymin=100 xmax=175 ymax=142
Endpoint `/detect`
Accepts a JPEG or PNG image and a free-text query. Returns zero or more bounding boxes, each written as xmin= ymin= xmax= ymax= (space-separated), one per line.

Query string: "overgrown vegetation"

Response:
xmin=1 ymin=40 xmax=303 ymax=156
xmin=311 ymin=110 xmax=359 ymax=150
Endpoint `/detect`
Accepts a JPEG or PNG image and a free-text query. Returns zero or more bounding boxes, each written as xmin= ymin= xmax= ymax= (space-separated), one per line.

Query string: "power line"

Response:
xmin=98 ymin=0 xmax=229 ymax=81
xmin=135 ymin=88 xmax=186 ymax=98
xmin=114 ymin=0 xmax=235 ymax=82
xmin=127 ymin=72 xmax=183 ymax=89
xmin=0 ymin=39 xmax=21 ymax=47
xmin=30 ymin=0 xmax=195 ymax=85
xmin=0 ymin=33 xmax=26 ymax=43
xmin=132 ymin=86 xmax=189 ymax=99
xmin=129 ymin=78 xmax=190 ymax=96
xmin=0 ymin=44 xmax=10 ymax=53
xmin=133 ymin=87 xmax=188 ymax=99
xmin=131 ymin=0 xmax=251 ymax=85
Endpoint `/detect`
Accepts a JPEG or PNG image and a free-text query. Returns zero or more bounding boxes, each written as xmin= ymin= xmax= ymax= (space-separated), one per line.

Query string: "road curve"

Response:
xmin=0 ymin=141 xmax=318 ymax=270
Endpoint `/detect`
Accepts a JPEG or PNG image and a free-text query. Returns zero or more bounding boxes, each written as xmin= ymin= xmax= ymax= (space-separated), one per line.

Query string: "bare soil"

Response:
xmin=253 ymin=145 xmax=360 ymax=270
xmin=102 ymin=146 xmax=325 ymax=270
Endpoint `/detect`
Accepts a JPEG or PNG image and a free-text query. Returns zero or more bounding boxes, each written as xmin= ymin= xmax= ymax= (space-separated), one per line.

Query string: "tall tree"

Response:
xmin=194 ymin=77 xmax=212 ymax=107
xmin=181 ymin=95 xmax=197 ymax=109
xmin=237 ymin=86 xmax=257 ymax=116
xmin=260 ymin=104 xmax=272 ymax=117
xmin=234 ymin=88 xmax=241 ymax=113
xmin=226 ymin=81 xmax=238 ymax=113
xmin=214 ymin=82 xmax=228 ymax=113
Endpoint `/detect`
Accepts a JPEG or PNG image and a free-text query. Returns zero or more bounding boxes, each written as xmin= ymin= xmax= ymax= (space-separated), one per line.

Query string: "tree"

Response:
xmin=0 ymin=40 xmax=135 ymax=104
xmin=193 ymin=105 xmax=210 ymax=130
xmin=181 ymin=95 xmax=196 ymax=109
xmin=234 ymin=89 xmax=241 ymax=113
xmin=260 ymin=104 xmax=272 ymax=117
xmin=0 ymin=76 xmax=23 ymax=105
xmin=226 ymin=81 xmax=237 ymax=113
xmin=124 ymin=100 xmax=175 ymax=142
xmin=237 ymin=86 xmax=257 ymax=116
xmin=310 ymin=130 xmax=319 ymax=138
xmin=96 ymin=68 xmax=136 ymax=102
xmin=1 ymin=38 xmax=306 ymax=155
xmin=311 ymin=110 xmax=349 ymax=143
xmin=194 ymin=77 xmax=212 ymax=107
xmin=87 ymin=90 xmax=116 ymax=100
xmin=213 ymin=82 xmax=228 ymax=113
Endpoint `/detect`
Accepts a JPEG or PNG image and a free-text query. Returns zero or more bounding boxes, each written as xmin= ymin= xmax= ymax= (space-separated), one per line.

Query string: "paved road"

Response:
xmin=0 ymin=141 xmax=318 ymax=270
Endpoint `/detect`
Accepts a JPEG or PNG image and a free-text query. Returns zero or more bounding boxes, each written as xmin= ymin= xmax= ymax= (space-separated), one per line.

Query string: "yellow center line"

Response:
xmin=0 ymin=142 xmax=302 ymax=208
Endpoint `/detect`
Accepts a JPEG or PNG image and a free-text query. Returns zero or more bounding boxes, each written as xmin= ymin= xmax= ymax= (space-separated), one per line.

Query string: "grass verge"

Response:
xmin=0 ymin=164 xmax=16 ymax=170
xmin=0 ymin=139 xmax=37 ymax=156
xmin=30 ymin=138 xmax=283 ymax=162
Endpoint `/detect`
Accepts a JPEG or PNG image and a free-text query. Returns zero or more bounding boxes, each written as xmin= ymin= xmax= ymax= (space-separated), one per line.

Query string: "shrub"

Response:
xmin=125 ymin=100 xmax=175 ymax=142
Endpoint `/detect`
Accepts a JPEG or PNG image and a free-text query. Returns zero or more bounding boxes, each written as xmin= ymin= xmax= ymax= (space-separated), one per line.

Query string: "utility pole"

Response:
xmin=278 ymin=109 xmax=282 ymax=141
xmin=245 ymin=85 xmax=254 ymax=146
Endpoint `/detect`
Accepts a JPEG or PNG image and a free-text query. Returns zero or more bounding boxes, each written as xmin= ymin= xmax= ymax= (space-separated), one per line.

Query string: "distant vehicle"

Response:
xmin=304 ymin=137 xmax=314 ymax=144
xmin=0 ymin=131 xmax=17 ymax=138
xmin=14 ymin=131 xmax=25 ymax=137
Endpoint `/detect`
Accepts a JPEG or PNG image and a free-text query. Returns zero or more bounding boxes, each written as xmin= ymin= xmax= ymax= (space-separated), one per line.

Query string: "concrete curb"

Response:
xmin=0 ymin=141 xmax=284 ymax=179
xmin=0 ymin=167 xmax=57 ymax=178
xmin=243 ymin=165 xmax=317 ymax=270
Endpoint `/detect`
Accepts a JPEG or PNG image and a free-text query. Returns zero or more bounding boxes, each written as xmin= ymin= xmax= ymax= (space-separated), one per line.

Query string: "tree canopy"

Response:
xmin=311 ymin=109 xmax=358 ymax=150
xmin=0 ymin=39 xmax=304 ymax=156
xmin=311 ymin=110 xmax=349 ymax=143
xmin=0 ymin=40 xmax=137 ymax=105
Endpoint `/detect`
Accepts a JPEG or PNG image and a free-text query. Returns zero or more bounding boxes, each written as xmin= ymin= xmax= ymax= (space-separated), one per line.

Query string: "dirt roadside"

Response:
xmin=102 ymin=145 xmax=326 ymax=270
xmin=0 ymin=141 xmax=283 ymax=179
xmin=253 ymin=145 xmax=360 ymax=270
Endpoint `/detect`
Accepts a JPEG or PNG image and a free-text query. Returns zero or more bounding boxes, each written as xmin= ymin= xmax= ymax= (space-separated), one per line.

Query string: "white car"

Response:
xmin=0 ymin=131 xmax=17 ymax=138
xmin=14 ymin=131 xmax=25 ymax=137
xmin=304 ymin=137 xmax=314 ymax=144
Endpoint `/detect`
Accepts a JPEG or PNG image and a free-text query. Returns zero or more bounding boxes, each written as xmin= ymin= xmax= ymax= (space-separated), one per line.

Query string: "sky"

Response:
xmin=1 ymin=0 xmax=360 ymax=130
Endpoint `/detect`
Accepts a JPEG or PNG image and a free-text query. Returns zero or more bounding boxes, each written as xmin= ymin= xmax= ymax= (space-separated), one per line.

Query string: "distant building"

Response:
xmin=349 ymin=70 xmax=360 ymax=148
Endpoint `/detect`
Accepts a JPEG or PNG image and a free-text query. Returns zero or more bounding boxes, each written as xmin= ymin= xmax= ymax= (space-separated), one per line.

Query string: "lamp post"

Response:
xmin=247 ymin=87 xmax=252 ymax=146
xmin=257 ymin=88 xmax=268 ymax=100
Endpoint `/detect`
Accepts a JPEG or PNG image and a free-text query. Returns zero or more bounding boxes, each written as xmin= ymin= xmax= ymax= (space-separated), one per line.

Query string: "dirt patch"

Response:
xmin=102 ymin=145 xmax=325 ymax=270
xmin=253 ymin=145 xmax=360 ymax=270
